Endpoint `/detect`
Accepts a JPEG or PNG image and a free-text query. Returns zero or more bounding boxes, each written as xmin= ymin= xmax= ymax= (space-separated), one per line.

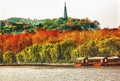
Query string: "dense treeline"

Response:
xmin=0 ymin=17 xmax=99 ymax=34
xmin=16 ymin=41 xmax=76 ymax=63
xmin=0 ymin=28 xmax=120 ymax=63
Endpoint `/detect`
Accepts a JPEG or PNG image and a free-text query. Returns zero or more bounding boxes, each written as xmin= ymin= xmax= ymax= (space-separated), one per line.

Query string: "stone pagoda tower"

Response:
xmin=64 ymin=2 xmax=68 ymax=19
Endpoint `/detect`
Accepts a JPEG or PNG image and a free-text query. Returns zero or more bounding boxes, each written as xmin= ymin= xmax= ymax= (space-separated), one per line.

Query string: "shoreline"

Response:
xmin=0 ymin=63 xmax=74 ymax=67
xmin=0 ymin=63 xmax=120 ymax=67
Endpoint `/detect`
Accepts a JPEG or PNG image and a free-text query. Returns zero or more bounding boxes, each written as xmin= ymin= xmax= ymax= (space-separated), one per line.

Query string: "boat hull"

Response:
xmin=106 ymin=62 xmax=120 ymax=66
xmin=93 ymin=63 xmax=103 ymax=67
xmin=74 ymin=63 xmax=82 ymax=67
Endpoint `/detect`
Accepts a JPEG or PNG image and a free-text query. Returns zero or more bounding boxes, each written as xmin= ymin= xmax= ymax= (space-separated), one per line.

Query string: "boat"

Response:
xmin=74 ymin=56 xmax=120 ymax=67
xmin=86 ymin=57 xmax=93 ymax=66
xmin=74 ymin=57 xmax=87 ymax=67
xmin=91 ymin=57 xmax=106 ymax=67
xmin=106 ymin=56 xmax=120 ymax=66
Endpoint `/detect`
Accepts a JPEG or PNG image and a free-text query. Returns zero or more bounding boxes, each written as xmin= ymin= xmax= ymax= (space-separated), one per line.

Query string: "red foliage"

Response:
xmin=1 ymin=33 xmax=32 ymax=54
xmin=0 ymin=27 xmax=120 ymax=54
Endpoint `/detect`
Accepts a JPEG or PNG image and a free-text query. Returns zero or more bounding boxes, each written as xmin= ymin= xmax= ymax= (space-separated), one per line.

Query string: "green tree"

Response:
xmin=78 ymin=44 xmax=89 ymax=57
xmin=16 ymin=44 xmax=41 ymax=63
xmin=97 ymin=37 xmax=120 ymax=56
xmin=0 ymin=50 xmax=3 ymax=63
xmin=3 ymin=51 xmax=16 ymax=64
xmin=59 ymin=40 xmax=76 ymax=62
xmin=86 ymin=40 xmax=99 ymax=57
xmin=71 ymin=48 xmax=79 ymax=61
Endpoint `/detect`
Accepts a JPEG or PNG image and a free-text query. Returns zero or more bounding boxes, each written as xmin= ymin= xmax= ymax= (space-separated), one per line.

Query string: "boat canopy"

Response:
xmin=89 ymin=57 xmax=105 ymax=60
xmin=76 ymin=57 xmax=86 ymax=60
xmin=107 ymin=56 xmax=119 ymax=59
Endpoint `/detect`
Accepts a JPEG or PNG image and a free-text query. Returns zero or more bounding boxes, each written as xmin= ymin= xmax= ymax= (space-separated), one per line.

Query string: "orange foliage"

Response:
xmin=0 ymin=28 xmax=120 ymax=54
xmin=1 ymin=34 xmax=32 ymax=54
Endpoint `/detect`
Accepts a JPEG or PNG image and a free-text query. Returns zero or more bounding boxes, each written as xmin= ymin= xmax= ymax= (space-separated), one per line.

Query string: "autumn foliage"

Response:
xmin=0 ymin=28 xmax=120 ymax=63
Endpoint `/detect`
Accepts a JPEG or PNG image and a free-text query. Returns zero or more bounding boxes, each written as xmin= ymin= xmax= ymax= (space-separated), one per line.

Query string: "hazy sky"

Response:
xmin=0 ymin=0 xmax=119 ymax=28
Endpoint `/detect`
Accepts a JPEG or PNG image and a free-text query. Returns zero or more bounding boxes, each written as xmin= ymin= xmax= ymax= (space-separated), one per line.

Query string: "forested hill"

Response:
xmin=0 ymin=17 xmax=100 ymax=34
xmin=0 ymin=17 xmax=120 ymax=63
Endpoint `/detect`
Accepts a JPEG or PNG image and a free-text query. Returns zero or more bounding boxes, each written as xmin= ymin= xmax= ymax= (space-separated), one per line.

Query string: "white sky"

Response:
xmin=0 ymin=0 xmax=120 ymax=28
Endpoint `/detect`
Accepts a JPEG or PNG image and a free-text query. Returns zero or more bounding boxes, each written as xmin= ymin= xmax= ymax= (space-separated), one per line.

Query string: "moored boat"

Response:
xmin=74 ymin=57 xmax=87 ymax=67
xmin=92 ymin=57 xmax=106 ymax=67
xmin=74 ymin=56 xmax=120 ymax=67
xmin=106 ymin=56 xmax=120 ymax=66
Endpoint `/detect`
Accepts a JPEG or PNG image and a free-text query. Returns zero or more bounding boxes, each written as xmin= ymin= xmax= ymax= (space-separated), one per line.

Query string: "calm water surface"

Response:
xmin=0 ymin=66 xmax=120 ymax=81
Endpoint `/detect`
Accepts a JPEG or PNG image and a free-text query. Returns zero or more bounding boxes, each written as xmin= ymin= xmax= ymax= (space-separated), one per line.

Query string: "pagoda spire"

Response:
xmin=64 ymin=2 xmax=68 ymax=19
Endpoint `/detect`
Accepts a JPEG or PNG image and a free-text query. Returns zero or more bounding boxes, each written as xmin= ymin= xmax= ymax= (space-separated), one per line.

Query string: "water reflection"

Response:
xmin=0 ymin=66 xmax=120 ymax=81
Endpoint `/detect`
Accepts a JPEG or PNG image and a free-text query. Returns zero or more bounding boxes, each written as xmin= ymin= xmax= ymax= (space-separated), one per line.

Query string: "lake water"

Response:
xmin=0 ymin=66 xmax=120 ymax=81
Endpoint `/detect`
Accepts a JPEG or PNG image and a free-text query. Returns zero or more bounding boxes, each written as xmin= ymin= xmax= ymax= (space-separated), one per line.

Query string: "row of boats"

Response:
xmin=74 ymin=56 xmax=120 ymax=67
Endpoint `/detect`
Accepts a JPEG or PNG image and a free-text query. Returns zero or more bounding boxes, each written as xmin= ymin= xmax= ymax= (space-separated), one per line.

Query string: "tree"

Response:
xmin=86 ymin=40 xmax=98 ymax=57
xmin=59 ymin=40 xmax=76 ymax=62
xmin=78 ymin=44 xmax=89 ymax=57
xmin=97 ymin=37 xmax=120 ymax=56
xmin=93 ymin=20 xmax=100 ymax=28
xmin=71 ymin=48 xmax=79 ymax=61
xmin=3 ymin=51 xmax=16 ymax=64
xmin=16 ymin=44 xmax=41 ymax=63
xmin=0 ymin=50 xmax=3 ymax=63
xmin=78 ymin=40 xmax=99 ymax=57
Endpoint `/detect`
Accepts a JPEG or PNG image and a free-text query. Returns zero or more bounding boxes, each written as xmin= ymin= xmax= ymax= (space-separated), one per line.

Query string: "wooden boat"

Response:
xmin=88 ymin=56 xmax=120 ymax=66
xmin=74 ymin=57 xmax=87 ymax=67
xmin=106 ymin=56 xmax=120 ymax=66
xmin=74 ymin=56 xmax=120 ymax=67
xmin=91 ymin=57 xmax=106 ymax=67
xmin=86 ymin=58 xmax=94 ymax=66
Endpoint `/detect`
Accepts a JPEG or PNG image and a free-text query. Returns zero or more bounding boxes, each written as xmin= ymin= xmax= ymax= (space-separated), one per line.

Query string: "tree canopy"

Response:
xmin=0 ymin=17 xmax=100 ymax=34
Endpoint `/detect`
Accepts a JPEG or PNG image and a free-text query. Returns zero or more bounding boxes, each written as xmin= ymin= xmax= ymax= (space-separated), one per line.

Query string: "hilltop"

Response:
xmin=0 ymin=17 xmax=100 ymax=34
